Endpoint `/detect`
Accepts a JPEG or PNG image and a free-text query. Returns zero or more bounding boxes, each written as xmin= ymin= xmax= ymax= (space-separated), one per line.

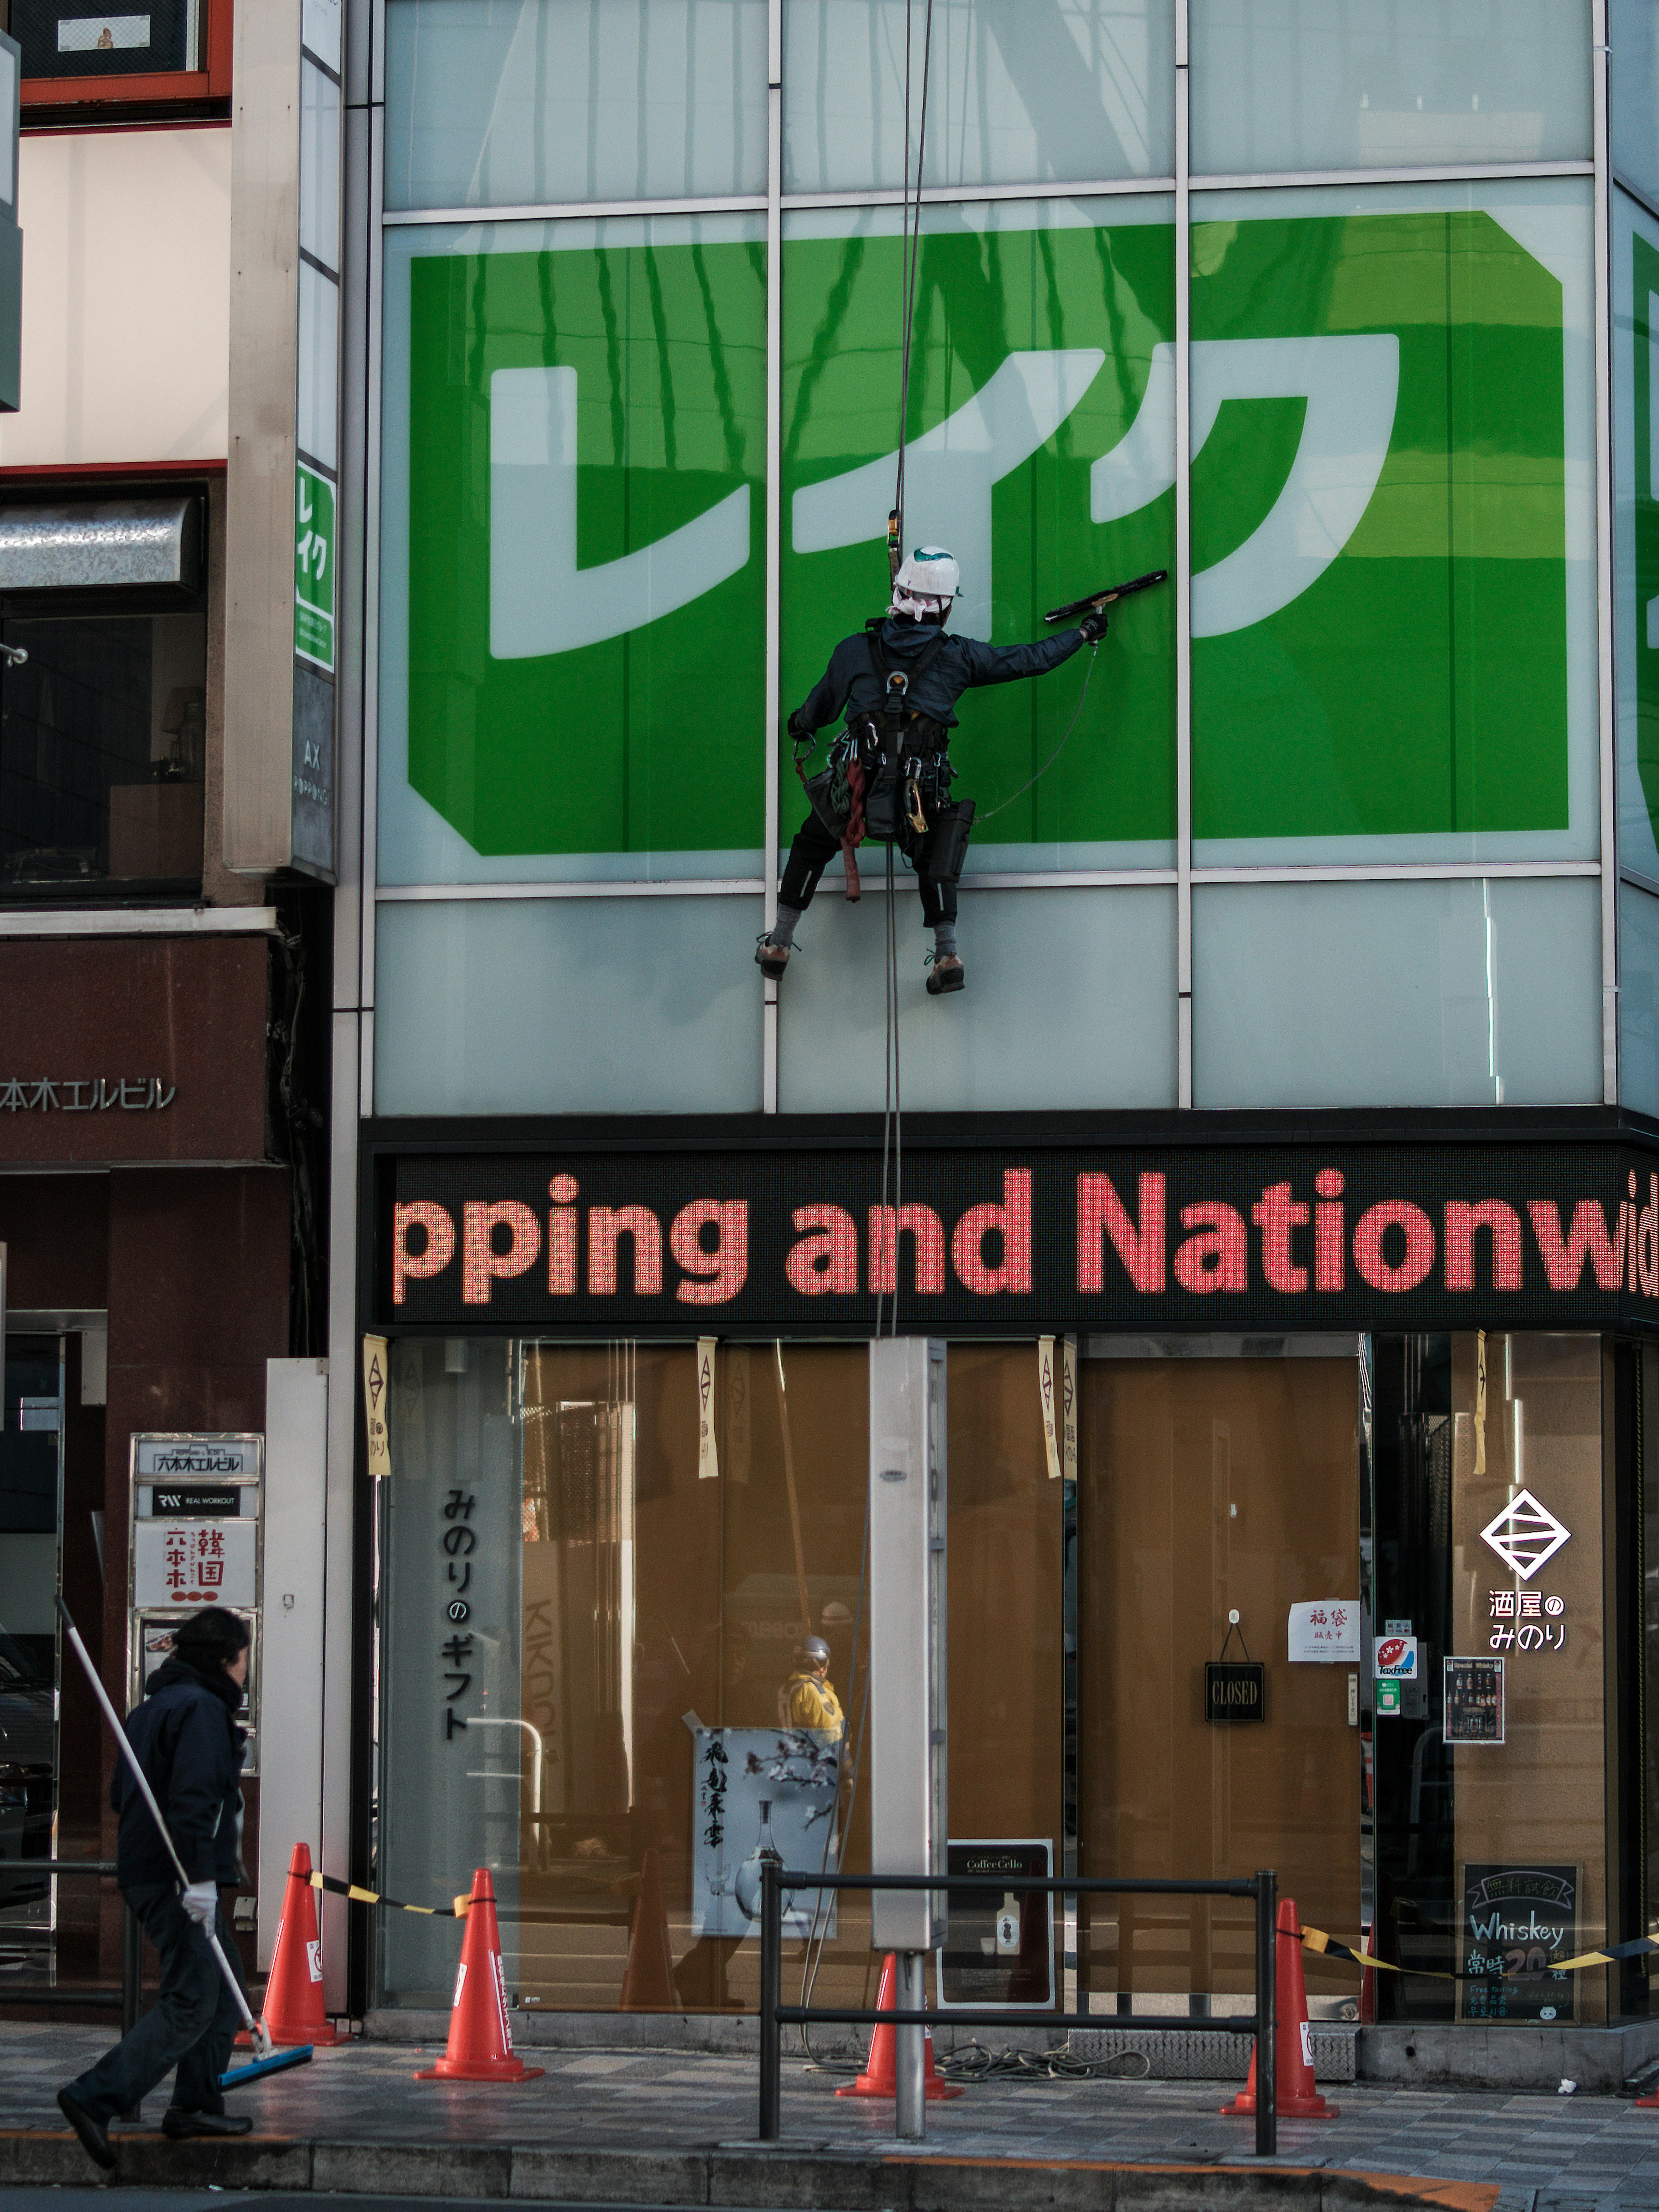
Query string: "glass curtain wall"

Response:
xmin=373 ymin=0 xmax=1604 ymax=1121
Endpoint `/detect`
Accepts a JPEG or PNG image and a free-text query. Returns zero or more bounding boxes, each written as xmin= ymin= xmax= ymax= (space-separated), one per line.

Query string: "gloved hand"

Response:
xmin=1078 ymin=607 xmax=1109 ymax=644
xmin=181 ymin=1881 xmax=217 ymax=1929
xmin=786 ymin=707 xmax=810 ymax=742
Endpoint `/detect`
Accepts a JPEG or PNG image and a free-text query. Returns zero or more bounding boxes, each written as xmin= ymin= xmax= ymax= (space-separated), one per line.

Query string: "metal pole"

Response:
xmin=759 ymin=1859 xmax=781 ymax=2142
xmin=894 ymin=1950 xmax=925 ymax=2141
xmin=1255 ymin=1869 xmax=1277 ymax=2158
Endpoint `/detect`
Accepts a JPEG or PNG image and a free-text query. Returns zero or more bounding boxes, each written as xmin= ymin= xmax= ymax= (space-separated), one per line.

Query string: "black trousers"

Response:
xmin=779 ymin=813 xmax=957 ymax=928
xmin=67 ymin=1886 xmax=246 ymax=2122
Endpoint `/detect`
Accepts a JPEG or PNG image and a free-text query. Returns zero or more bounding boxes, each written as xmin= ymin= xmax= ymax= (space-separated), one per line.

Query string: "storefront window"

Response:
xmin=376 ymin=1337 xmax=1059 ymax=2013
xmin=1369 ymin=1334 xmax=1608 ymax=2023
xmin=1076 ymin=1349 xmax=1363 ymax=2015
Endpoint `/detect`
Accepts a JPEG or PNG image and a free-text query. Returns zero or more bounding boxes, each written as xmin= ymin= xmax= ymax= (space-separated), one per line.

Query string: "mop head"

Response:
xmin=219 ymin=2045 xmax=314 ymax=2090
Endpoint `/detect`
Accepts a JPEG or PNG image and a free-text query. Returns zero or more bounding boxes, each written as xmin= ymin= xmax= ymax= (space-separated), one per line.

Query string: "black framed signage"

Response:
xmin=371 ymin=1134 xmax=1659 ymax=1336
xmin=1206 ymin=1660 xmax=1266 ymax=1722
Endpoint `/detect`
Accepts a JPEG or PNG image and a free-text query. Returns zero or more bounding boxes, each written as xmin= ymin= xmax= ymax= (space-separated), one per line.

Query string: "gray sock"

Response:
xmin=933 ymin=921 xmax=957 ymax=959
xmin=771 ymin=903 xmax=804 ymax=949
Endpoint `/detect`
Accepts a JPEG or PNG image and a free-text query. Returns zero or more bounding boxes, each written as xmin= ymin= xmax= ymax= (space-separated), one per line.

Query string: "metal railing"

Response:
xmin=758 ymin=1865 xmax=1279 ymax=2155
xmin=0 ymin=1861 xmax=143 ymax=2039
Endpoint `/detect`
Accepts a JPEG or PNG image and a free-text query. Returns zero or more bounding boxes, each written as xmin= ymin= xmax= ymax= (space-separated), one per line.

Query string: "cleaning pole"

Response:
xmin=54 ymin=1594 xmax=277 ymax=2066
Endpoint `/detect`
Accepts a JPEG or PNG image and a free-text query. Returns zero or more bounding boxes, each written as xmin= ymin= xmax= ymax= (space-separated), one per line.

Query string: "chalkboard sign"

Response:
xmin=1444 ymin=1656 xmax=1505 ymax=1744
xmin=1460 ymin=1864 xmax=1578 ymax=2022
xmin=1206 ymin=1661 xmax=1266 ymax=1722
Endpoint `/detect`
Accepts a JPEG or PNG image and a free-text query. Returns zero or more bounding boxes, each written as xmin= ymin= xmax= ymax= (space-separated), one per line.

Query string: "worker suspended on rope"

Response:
xmin=756 ymin=547 xmax=1107 ymax=996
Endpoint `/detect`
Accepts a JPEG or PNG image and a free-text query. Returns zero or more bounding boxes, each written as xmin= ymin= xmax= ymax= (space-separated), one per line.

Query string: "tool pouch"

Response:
xmin=921 ymin=798 xmax=975 ymax=885
xmin=799 ymin=764 xmax=846 ymax=837
xmin=863 ymin=758 xmax=902 ymax=842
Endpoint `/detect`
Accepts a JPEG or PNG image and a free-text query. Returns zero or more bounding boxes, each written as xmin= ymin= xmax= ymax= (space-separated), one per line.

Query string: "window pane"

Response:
xmin=1621 ymin=883 xmax=1659 ymax=1120
xmin=1191 ymin=180 xmax=1596 ymax=866
xmin=374 ymin=897 xmax=765 ymax=1116
xmin=1077 ymin=1354 xmax=1360 ymax=2013
xmin=782 ymin=198 xmax=1174 ymax=871
xmin=379 ymin=214 xmax=767 ymax=888
xmin=1369 ymin=1334 xmax=1607 ymax=2022
xmin=1192 ymin=878 xmax=1602 ymax=1110
xmin=1614 ymin=186 xmax=1659 ymax=878
xmin=0 ymin=612 xmax=205 ymax=894
xmin=1191 ymin=0 xmax=1590 ymax=176
xmin=1612 ymin=0 xmax=1659 ymax=212
xmin=15 ymin=0 xmax=197 ymax=78
xmin=385 ymin=0 xmax=769 ymax=212
xmin=783 ymin=0 xmax=1174 ymax=193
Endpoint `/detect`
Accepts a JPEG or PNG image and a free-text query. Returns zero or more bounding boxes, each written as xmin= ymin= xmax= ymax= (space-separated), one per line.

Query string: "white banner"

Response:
xmin=697 ymin=1338 xmax=719 ymax=1481
xmin=1037 ymin=1337 xmax=1061 ymax=1481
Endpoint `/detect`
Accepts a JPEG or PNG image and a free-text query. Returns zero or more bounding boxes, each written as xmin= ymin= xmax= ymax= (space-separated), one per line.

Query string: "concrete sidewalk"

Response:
xmin=6 ymin=2026 xmax=1659 ymax=2207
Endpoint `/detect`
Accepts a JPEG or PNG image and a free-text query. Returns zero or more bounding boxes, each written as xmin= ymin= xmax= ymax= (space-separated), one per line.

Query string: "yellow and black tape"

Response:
xmin=1301 ymin=1923 xmax=1659 ymax=1983
xmin=307 ymin=1869 xmax=472 ymax=1920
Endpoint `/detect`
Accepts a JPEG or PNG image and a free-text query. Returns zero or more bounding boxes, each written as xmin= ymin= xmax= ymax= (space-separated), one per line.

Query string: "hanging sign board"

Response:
xmin=1037 ymin=1338 xmax=1061 ymax=1481
xmin=1287 ymin=1601 xmax=1359 ymax=1663
xmin=1206 ymin=1660 xmax=1266 ymax=1722
xmin=696 ymin=1338 xmax=719 ymax=1481
xmin=132 ymin=1518 xmax=257 ymax=1608
xmin=362 ymin=1334 xmax=391 ymax=1480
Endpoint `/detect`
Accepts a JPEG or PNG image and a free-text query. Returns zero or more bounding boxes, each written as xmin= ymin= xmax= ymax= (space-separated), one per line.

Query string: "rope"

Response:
xmin=936 ymin=2041 xmax=1151 ymax=2084
xmin=892 ymin=0 xmax=936 ymax=547
xmin=977 ymin=642 xmax=1100 ymax=824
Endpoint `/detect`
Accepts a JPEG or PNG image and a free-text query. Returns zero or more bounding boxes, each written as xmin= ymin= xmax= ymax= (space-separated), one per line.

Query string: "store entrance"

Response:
xmin=1074 ymin=1349 xmax=1362 ymax=2017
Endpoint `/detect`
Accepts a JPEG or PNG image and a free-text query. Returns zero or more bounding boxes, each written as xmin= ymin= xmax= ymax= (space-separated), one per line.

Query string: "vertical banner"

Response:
xmin=1037 ymin=1336 xmax=1062 ymax=1482
xmin=362 ymin=1334 xmax=391 ymax=1479
xmin=1060 ymin=1336 xmax=1077 ymax=1484
xmin=696 ymin=1338 xmax=719 ymax=1481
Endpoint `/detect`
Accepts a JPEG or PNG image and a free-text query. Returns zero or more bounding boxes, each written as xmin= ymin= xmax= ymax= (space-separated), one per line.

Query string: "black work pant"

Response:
xmin=66 ymin=1886 xmax=245 ymax=2122
xmin=779 ymin=812 xmax=957 ymax=928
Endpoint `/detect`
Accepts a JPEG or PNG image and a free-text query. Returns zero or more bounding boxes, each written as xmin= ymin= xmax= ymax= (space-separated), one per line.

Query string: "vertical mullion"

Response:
xmin=763 ymin=0 xmax=783 ymax=1113
xmin=1175 ymin=0 xmax=1193 ymax=1109
xmin=1594 ymin=0 xmax=1618 ymax=1103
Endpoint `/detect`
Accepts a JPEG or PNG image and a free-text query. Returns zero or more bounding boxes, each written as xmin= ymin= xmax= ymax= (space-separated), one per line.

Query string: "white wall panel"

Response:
xmin=3 ymin=126 xmax=230 ymax=467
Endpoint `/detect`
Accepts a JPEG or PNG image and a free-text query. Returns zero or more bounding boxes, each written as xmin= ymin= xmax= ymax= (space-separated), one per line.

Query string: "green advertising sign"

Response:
xmin=296 ymin=462 xmax=337 ymax=675
xmin=400 ymin=202 xmax=1574 ymax=867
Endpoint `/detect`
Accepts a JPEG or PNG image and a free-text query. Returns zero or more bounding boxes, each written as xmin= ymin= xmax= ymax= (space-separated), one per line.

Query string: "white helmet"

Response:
xmin=890 ymin=544 xmax=959 ymax=623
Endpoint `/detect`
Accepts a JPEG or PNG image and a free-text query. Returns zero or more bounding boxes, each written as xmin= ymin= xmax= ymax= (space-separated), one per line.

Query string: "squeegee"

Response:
xmin=54 ymin=1595 xmax=312 ymax=2086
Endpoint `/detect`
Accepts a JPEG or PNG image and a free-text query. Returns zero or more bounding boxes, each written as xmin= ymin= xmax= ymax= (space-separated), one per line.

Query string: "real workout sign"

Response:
xmin=374 ymin=1141 xmax=1659 ymax=1335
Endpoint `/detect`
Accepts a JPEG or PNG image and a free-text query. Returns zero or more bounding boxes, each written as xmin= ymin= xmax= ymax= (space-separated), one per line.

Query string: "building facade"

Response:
xmin=334 ymin=0 xmax=1659 ymax=2061
xmin=0 ymin=0 xmax=337 ymax=2001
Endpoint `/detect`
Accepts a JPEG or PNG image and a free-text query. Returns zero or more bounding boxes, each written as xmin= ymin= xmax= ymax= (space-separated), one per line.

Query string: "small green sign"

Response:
xmin=295 ymin=462 xmax=335 ymax=674
xmin=1375 ymin=1679 xmax=1402 ymax=1717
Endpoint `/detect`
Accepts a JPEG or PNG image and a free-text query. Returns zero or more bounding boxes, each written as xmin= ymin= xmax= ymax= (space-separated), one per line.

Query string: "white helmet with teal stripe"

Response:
xmin=890 ymin=544 xmax=959 ymax=623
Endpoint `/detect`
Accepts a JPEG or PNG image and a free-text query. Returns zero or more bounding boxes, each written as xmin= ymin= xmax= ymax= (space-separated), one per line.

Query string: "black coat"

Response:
xmin=793 ymin=616 xmax=1087 ymax=737
xmin=112 ymin=1655 xmax=246 ymax=1889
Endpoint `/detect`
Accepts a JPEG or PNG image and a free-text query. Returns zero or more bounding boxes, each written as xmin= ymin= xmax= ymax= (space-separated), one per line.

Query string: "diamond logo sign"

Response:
xmin=1480 ymin=1491 xmax=1571 ymax=1582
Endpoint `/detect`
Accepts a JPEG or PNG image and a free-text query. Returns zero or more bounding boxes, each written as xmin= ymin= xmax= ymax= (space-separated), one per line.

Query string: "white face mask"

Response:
xmin=890 ymin=590 xmax=949 ymax=623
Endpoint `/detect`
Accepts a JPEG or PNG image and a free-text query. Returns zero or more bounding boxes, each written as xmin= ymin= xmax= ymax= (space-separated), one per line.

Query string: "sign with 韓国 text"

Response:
xmin=375 ymin=1141 xmax=1659 ymax=1335
xmin=132 ymin=1518 xmax=258 ymax=1607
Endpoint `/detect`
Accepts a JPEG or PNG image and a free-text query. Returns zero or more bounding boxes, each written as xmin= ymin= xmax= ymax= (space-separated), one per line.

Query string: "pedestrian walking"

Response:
xmin=57 ymin=1605 xmax=255 ymax=2169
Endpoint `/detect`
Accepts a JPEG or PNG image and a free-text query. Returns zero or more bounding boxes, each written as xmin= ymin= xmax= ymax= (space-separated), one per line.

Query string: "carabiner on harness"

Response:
xmin=904 ymin=759 xmax=928 ymax=835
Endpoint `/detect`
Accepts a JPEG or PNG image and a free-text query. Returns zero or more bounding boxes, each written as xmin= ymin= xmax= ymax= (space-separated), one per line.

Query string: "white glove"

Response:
xmin=181 ymin=1881 xmax=217 ymax=1929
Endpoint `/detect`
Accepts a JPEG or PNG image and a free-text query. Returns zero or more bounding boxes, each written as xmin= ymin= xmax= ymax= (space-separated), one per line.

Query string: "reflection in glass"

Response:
xmin=1191 ymin=0 xmax=1590 ymax=175
xmin=783 ymin=0 xmax=1174 ymax=193
xmin=385 ymin=0 xmax=768 ymax=211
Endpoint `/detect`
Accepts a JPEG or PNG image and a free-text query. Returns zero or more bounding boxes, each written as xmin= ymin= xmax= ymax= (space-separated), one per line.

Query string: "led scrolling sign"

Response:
xmin=378 ymin=1144 xmax=1659 ymax=1333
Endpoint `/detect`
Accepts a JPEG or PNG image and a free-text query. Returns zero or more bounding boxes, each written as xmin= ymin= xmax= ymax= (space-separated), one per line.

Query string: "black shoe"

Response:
xmin=926 ymin=952 xmax=965 ymax=995
xmin=755 ymin=934 xmax=791 ymax=981
xmin=163 ymin=2108 xmax=254 ymax=2140
xmin=57 ymin=2086 xmax=117 ymax=2171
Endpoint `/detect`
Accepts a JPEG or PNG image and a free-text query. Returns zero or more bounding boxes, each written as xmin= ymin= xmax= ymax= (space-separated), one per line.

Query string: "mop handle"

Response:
xmin=54 ymin=1596 xmax=266 ymax=2052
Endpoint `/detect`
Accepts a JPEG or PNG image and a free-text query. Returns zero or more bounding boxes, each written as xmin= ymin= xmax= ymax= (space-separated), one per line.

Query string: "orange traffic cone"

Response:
xmin=1221 ymin=1898 xmax=1337 ymax=2120
xmin=835 ymin=1952 xmax=963 ymax=2101
xmin=257 ymin=1843 xmax=339 ymax=2047
xmin=619 ymin=1849 xmax=678 ymax=2012
xmin=415 ymin=1867 xmax=543 ymax=2083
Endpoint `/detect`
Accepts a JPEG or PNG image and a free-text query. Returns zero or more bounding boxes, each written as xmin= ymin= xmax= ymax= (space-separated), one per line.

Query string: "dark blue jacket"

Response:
xmin=112 ymin=1655 xmax=246 ymax=1889
xmin=794 ymin=616 xmax=1087 ymax=737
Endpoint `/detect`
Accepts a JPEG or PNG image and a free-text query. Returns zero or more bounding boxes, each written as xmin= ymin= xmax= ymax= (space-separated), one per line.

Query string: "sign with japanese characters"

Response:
xmin=295 ymin=463 xmax=335 ymax=675
xmin=1287 ymin=1601 xmax=1359 ymax=1663
xmin=937 ymin=1839 xmax=1055 ymax=2011
xmin=132 ymin=1518 xmax=257 ymax=1608
xmin=1460 ymin=1864 xmax=1578 ymax=2022
xmin=691 ymin=1726 xmax=839 ymax=1940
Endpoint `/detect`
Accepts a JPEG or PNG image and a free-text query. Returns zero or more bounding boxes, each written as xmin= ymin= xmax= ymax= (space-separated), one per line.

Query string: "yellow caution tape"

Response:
xmin=307 ymin=1869 xmax=471 ymax=1919
xmin=1302 ymin=1923 xmax=1659 ymax=1983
